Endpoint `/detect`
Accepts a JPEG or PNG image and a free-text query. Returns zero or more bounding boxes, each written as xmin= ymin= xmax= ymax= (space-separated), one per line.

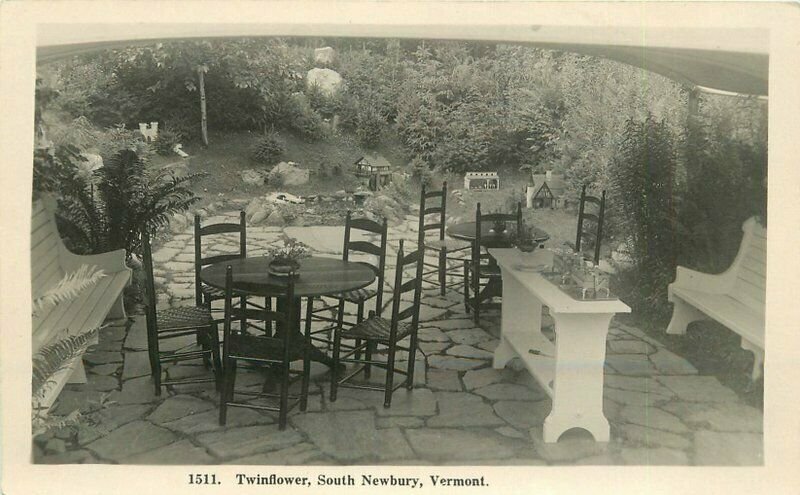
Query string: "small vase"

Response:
xmin=268 ymin=260 xmax=300 ymax=278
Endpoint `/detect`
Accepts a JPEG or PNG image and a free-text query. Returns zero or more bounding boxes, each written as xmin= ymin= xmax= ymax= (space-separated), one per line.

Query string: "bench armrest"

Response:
xmin=61 ymin=247 xmax=131 ymax=276
xmin=670 ymin=266 xmax=730 ymax=295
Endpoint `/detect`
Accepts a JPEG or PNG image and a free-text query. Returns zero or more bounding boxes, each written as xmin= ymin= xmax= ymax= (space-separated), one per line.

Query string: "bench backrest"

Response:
xmin=730 ymin=218 xmax=766 ymax=313
xmin=31 ymin=198 xmax=66 ymax=301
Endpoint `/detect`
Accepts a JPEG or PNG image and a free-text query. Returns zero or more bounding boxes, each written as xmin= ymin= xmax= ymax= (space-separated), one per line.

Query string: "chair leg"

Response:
xmin=209 ymin=323 xmax=222 ymax=391
xmin=364 ymin=341 xmax=373 ymax=379
xmin=354 ymin=301 xmax=364 ymax=361
xmin=384 ymin=342 xmax=397 ymax=408
xmin=438 ymin=249 xmax=447 ymax=296
xmin=265 ymin=297 xmax=273 ymax=336
xmin=330 ymin=300 xmax=345 ymax=402
xmin=278 ymin=361 xmax=290 ymax=430
xmin=219 ymin=359 xmax=235 ymax=425
xmin=464 ymin=261 xmax=470 ymax=313
xmin=200 ymin=328 xmax=211 ymax=369
xmin=406 ymin=333 xmax=419 ymax=390
xmin=300 ymin=338 xmax=311 ymax=413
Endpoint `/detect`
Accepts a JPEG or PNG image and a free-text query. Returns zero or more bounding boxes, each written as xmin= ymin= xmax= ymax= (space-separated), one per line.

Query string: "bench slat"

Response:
xmin=672 ymin=287 xmax=764 ymax=347
xmin=32 ymin=257 xmax=64 ymax=297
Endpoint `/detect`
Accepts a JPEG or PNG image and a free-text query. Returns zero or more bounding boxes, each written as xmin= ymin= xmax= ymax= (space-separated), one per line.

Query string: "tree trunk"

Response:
xmin=198 ymin=67 xmax=208 ymax=147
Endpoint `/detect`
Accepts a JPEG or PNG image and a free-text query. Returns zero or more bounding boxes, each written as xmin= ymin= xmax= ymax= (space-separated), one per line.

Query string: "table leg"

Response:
xmin=274 ymin=296 xmax=335 ymax=368
xmin=493 ymin=273 xmax=542 ymax=369
xmin=544 ymin=312 xmax=613 ymax=443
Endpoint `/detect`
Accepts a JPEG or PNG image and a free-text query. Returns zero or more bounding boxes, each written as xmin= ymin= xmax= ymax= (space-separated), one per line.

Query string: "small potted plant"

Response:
xmin=266 ymin=235 xmax=311 ymax=278
xmin=514 ymin=222 xmax=537 ymax=252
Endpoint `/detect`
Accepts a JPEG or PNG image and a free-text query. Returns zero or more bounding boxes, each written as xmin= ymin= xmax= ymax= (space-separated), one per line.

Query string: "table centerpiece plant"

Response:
xmin=266 ymin=235 xmax=311 ymax=278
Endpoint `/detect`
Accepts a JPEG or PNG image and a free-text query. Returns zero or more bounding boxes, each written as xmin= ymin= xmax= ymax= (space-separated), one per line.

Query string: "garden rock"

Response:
xmin=314 ymin=46 xmax=336 ymax=65
xmin=306 ymin=68 xmax=343 ymax=96
xmin=249 ymin=206 xmax=271 ymax=225
xmin=240 ymin=169 xmax=266 ymax=186
xmin=268 ymin=161 xmax=309 ymax=186
xmin=264 ymin=210 xmax=286 ymax=227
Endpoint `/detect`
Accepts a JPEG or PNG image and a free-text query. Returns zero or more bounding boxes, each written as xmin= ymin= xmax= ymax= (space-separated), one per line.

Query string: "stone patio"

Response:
xmin=33 ymin=210 xmax=763 ymax=466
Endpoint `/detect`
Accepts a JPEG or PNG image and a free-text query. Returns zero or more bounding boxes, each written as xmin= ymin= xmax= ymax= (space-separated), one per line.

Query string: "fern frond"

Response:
xmin=32 ymin=265 xmax=106 ymax=316
xmin=32 ymin=326 xmax=100 ymax=398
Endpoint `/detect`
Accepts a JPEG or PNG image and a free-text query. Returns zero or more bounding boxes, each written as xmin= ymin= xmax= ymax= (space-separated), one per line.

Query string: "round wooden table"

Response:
xmin=200 ymin=256 xmax=376 ymax=368
xmin=447 ymin=222 xmax=550 ymax=247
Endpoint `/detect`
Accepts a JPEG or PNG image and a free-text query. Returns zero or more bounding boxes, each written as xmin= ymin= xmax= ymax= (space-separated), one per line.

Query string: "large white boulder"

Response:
xmin=306 ymin=68 xmax=343 ymax=96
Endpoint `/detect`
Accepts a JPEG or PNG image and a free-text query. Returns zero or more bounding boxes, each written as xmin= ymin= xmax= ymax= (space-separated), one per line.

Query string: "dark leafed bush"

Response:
xmin=153 ymin=128 xmax=183 ymax=156
xmin=611 ymin=114 xmax=679 ymax=320
xmin=250 ymin=132 xmax=285 ymax=164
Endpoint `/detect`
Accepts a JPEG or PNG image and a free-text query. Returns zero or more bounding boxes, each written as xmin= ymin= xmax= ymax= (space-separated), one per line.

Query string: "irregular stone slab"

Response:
xmin=616 ymin=423 xmax=691 ymax=450
xmin=374 ymin=388 xmax=437 ymax=417
xmin=474 ymin=383 xmax=545 ymax=401
xmin=649 ymin=348 xmax=698 ymax=375
xmin=162 ymin=261 xmax=195 ymax=273
xmin=493 ymin=400 xmax=551 ymax=430
xmin=607 ymin=340 xmax=655 ymax=355
xmin=656 ymin=376 xmax=738 ymax=403
xmin=108 ymin=376 xmax=159 ymax=405
xmin=463 ymin=368 xmax=515 ymax=390
xmin=426 ymin=370 xmax=462 ymax=391
xmin=661 ymin=402 xmax=763 ymax=432
xmin=530 ymin=427 xmax=607 ymax=463
xmin=283 ymin=226 xmax=344 ymax=254
xmin=430 ymin=319 xmax=475 ymax=330
xmin=605 ymin=353 xmax=658 ymax=376
xmin=163 ymin=408 xmax=274 ymax=435
xmin=422 ymin=297 xmax=459 ymax=309
xmin=419 ymin=341 xmax=450 ymax=355
xmin=77 ymin=404 xmax=153 ymax=445
xmin=428 ymin=392 xmax=504 ymax=427
xmin=476 ymin=339 xmax=499 ymax=353
xmin=100 ymin=325 xmax=128 ymax=342
xmin=417 ymin=327 xmax=450 ymax=343
xmin=83 ymin=351 xmax=123 ymax=365
xmin=447 ymin=328 xmax=493 ymax=346
xmin=122 ymin=351 xmax=151 ymax=380
xmin=84 ymin=374 xmax=119 ymax=392
xmin=693 ymin=431 xmax=763 ymax=465
xmin=418 ymin=305 xmax=448 ymax=322
xmin=152 ymin=248 xmax=180 ymax=263
xmin=604 ymin=375 xmax=673 ymax=395
xmin=124 ymin=319 xmax=149 ymax=351
xmin=427 ymin=355 xmax=485 ymax=371
xmin=89 ymin=363 xmax=121 ymax=376
xmin=292 ymin=410 xmax=410 ymax=462
xmin=51 ymin=389 xmax=107 ymax=416
xmin=376 ymin=416 xmax=425 ymax=429
xmin=148 ymin=395 xmax=215 ymax=424
xmin=446 ymin=344 xmax=493 ymax=360
xmin=604 ymin=387 xmax=672 ymax=407
xmin=196 ymin=425 xmax=302 ymax=459
xmin=619 ymin=447 xmax=688 ymax=465
xmin=123 ymin=439 xmax=216 ymax=464
xmin=618 ymin=405 xmax=689 ymax=434
xmin=406 ymin=428 xmax=517 ymax=462
xmin=495 ymin=426 xmax=527 ymax=439
xmin=224 ymin=443 xmax=322 ymax=465
xmin=615 ymin=324 xmax=665 ymax=348
xmin=86 ymin=421 xmax=177 ymax=462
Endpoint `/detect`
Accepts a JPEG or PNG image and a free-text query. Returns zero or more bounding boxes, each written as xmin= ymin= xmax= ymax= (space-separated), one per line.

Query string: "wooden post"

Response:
xmin=198 ymin=65 xmax=209 ymax=147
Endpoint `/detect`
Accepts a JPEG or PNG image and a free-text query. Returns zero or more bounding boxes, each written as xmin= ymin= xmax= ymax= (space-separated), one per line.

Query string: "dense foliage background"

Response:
xmin=36 ymin=37 xmax=768 ymax=321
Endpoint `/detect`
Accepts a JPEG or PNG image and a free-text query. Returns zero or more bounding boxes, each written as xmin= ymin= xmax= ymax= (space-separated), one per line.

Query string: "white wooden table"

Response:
xmin=489 ymin=248 xmax=630 ymax=443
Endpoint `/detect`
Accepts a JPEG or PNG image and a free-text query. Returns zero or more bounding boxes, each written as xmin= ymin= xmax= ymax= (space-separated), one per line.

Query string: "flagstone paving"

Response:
xmin=34 ymin=211 xmax=763 ymax=466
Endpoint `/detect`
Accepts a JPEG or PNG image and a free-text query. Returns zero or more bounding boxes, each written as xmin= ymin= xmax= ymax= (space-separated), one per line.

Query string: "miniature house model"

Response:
xmin=464 ymin=172 xmax=500 ymax=191
xmin=354 ymin=153 xmax=393 ymax=191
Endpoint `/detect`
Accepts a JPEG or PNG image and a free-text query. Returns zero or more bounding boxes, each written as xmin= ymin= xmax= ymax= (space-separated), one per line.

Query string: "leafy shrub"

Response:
xmin=410 ymin=156 xmax=433 ymax=188
xmin=286 ymin=93 xmax=325 ymax=141
xmin=47 ymin=148 xmax=204 ymax=257
xmin=306 ymin=84 xmax=341 ymax=119
xmin=153 ymin=128 xmax=183 ymax=156
xmin=249 ymin=132 xmax=285 ymax=164
xmin=611 ymin=114 xmax=679 ymax=320
xmin=354 ymin=103 xmax=386 ymax=148
xmin=96 ymin=125 xmax=152 ymax=163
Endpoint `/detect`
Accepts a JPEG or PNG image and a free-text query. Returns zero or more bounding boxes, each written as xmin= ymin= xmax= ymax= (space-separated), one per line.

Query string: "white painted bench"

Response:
xmin=666 ymin=217 xmax=766 ymax=379
xmin=31 ymin=196 xmax=131 ymax=412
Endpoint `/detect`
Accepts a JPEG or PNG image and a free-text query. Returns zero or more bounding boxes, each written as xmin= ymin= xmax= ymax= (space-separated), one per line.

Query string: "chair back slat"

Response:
xmin=418 ymin=182 xmax=449 ymax=244
xmin=423 ymin=223 xmax=443 ymax=232
xmin=389 ymin=239 xmax=425 ymax=335
xmin=195 ymin=211 xmax=246 ymax=305
xmin=347 ymin=240 xmax=384 ymax=257
xmin=348 ymin=217 xmax=386 ymax=235
xmin=575 ymin=186 xmax=605 ymax=265
xmin=423 ymin=206 xmax=444 ymax=215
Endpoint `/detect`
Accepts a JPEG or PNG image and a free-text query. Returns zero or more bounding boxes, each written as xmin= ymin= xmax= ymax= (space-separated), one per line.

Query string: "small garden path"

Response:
xmin=34 ymin=210 xmax=763 ymax=466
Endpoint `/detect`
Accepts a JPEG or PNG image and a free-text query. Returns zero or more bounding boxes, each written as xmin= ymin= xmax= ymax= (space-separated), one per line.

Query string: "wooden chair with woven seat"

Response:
xmin=572 ymin=185 xmax=606 ymax=266
xmin=304 ymin=211 xmax=388 ymax=352
xmin=141 ymin=228 xmax=221 ymax=396
xmin=194 ymin=212 xmax=272 ymax=334
xmin=218 ymin=265 xmax=310 ymax=430
xmin=464 ymin=202 xmax=522 ymax=324
xmin=330 ymin=239 xmax=424 ymax=409
xmin=418 ymin=181 xmax=471 ymax=296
